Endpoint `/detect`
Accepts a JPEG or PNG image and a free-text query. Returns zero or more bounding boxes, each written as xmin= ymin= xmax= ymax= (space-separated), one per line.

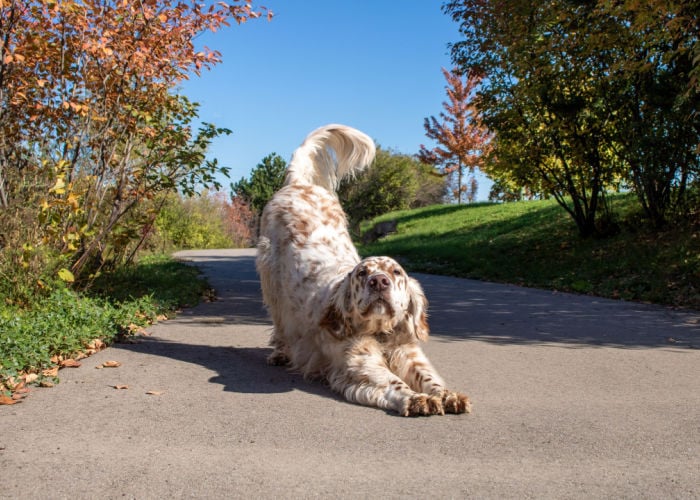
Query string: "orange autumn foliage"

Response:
xmin=0 ymin=0 xmax=269 ymax=279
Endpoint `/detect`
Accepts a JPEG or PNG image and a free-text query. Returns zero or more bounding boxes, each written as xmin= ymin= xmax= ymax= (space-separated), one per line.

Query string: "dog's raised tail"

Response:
xmin=284 ymin=124 xmax=376 ymax=192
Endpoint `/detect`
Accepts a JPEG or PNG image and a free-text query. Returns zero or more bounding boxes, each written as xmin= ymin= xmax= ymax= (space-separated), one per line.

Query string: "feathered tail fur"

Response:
xmin=283 ymin=124 xmax=376 ymax=192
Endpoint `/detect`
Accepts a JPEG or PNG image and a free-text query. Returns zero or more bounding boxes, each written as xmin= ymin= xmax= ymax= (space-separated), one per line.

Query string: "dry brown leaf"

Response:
xmin=127 ymin=323 xmax=146 ymax=334
xmin=146 ymin=390 xmax=164 ymax=396
xmin=4 ymin=376 xmax=17 ymax=389
xmin=40 ymin=380 xmax=54 ymax=388
xmin=50 ymin=355 xmax=60 ymax=364
xmin=60 ymin=359 xmax=81 ymax=368
xmin=87 ymin=339 xmax=106 ymax=350
xmin=113 ymin=385 xmax=129 ymax=390
xmin=102 ymin=360 xmax=121 ymax=368
xmin=23 ymin=373 xmax=39 ymax=384
xmin=0 ymin=394 xmax=19 ymax=405
xmin=42 ymin=366 xmax=59 ymax=377
xmin=74 ymin=351 xmax=88 ymax=360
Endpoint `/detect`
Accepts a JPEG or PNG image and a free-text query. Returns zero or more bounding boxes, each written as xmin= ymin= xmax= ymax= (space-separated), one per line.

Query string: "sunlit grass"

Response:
xmin=0 ymin=255 xmax=208 ymax=395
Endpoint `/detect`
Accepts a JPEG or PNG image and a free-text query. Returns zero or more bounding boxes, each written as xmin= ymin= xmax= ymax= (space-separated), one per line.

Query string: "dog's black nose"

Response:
xmin=368 ymin=274 xmax=390 ymax=292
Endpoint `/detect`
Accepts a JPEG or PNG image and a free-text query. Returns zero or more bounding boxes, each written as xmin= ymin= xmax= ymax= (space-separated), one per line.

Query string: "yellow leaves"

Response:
xmin=58 ymin=268 xmax=75 ymax=283
xmin=50 ymin=177 xmax=66 ymax=195
xmin=61 ymin=100 xmax=89 ymax=116
xmin=66 ymin=192 xmax=80 ymax=210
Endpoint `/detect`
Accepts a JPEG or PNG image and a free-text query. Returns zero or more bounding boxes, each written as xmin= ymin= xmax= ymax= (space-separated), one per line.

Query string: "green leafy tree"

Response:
xmin=444 ymin=0 xmax=699 ymax=233
xmin=445 ymin=0 xmax=627 ymax=236
xmin=600 ymin=1 xmax=700 ymax=226
xmin=154 ymin=193 xmax=233 ymax=251
xmin=338 ymin=147 xmax=445 ymax=230
xmin=231 ymin=153 xmax=287 ymax=215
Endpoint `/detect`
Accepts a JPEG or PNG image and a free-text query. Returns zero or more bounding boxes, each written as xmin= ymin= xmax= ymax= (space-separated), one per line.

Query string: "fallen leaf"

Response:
xmin=40 ymin=380 xmax=54 ymax=388
xmin=60 ymin=359 xmax=81 ymax=368
xmin=102 ymin=361 xmax=121 ymax=368
xmin=146 ymin=390 xmax=164 ymax=396
xmin=0 ymin=395 xmax=19 ymax=405
xmin=42 ymin=366 xmax=59 ymax=377
xmin=113 ymin=385 xmax=129 ymax=390
xmin=87 ymin=339 xmax=106 ymax=350
xmin=23 ymin=373 xmax=39 ymax=384
xmin=127 ymin=323 xmax=146 ymax=334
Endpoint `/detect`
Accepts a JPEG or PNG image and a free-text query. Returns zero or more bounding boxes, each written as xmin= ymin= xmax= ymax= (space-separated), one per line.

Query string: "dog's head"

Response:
xmin=320 ymin=256 xmax=429 ymax=341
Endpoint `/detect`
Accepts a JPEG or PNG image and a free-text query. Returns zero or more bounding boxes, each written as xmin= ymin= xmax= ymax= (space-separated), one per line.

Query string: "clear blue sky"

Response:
xmin=181 ymin=0 xmax=492 ymax=199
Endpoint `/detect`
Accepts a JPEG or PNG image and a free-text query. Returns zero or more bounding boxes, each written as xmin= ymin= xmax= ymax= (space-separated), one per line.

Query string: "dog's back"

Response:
xmin=256 ymin=125 xmax=376 ymax=371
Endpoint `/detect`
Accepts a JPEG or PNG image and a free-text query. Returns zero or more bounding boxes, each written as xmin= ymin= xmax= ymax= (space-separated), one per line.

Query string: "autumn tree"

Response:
xmin=221 ymin=195 xmax=255 ymax=248
xmin=0 ymin=0 xmax=269 ymax=281
xmin=419 ymin=68 xmax=491 ymax=204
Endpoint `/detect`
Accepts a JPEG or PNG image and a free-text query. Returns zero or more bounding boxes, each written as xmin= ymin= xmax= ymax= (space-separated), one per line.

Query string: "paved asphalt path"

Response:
xmin=2 ymin=248 xmax=699 ymax=499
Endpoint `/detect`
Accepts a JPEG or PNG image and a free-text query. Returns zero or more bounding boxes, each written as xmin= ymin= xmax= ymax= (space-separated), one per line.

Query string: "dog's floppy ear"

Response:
xmin=320 ymin=275 xmax=353 ymax=339
xmin=399 ymin=277 xmax=430 ymax=341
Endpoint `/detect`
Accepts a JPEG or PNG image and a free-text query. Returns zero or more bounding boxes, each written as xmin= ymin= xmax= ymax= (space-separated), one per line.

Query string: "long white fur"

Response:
xmin=283 ymin=124 xmax=376 ymax=191
xmin=256 ymin=124 xmax=471 ymax=416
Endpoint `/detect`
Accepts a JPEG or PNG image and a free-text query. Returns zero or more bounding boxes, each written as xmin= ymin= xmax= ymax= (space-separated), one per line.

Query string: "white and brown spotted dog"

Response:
xmin=256 ymin=124 xmax=470 ymax=416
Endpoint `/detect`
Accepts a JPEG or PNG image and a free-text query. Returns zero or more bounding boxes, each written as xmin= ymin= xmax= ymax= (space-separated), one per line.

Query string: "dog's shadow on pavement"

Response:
xmin=114 ymin=336 xmax=340 ymax=400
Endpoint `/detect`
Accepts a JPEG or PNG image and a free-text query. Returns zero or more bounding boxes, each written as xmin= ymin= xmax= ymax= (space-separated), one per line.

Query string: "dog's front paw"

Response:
xmin=267 ymin=350 xmax=290 ymax=366
xmin=441 ymin=390 xmax=471 ymax=414
xmin=403 ymin=393 xmax=444 ymax=416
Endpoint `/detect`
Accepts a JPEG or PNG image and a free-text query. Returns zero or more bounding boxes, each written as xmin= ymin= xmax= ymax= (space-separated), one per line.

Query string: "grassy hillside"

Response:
xmin=359 ymin=195 xmax=700 ymax=310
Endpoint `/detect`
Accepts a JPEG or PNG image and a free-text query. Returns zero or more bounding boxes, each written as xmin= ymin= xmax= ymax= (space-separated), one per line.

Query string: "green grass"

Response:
xmin=360 ymin=195 xmax=700 ymax=310
xmin=0 ymin=254 xmax=209 ymax=395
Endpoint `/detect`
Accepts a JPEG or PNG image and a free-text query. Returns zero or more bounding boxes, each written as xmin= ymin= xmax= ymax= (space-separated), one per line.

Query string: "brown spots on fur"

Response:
xmin=256 ymin=127 xmax=470 ymax=416
xmin=293 ymin=219 xmax=311 ymax=240
xmin=297 ymin=185 xmax=317 ymax=204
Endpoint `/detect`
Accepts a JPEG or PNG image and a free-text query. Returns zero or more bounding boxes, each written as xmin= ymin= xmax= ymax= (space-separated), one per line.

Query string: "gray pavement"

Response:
xmin=2 ymin=248 xmax=699 ymax=499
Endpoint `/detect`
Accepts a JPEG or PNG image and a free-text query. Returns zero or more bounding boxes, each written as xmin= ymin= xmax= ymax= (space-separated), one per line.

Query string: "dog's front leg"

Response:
xmin=328 ymin=338 xmax=444 ymax=416
xmin=389 ymin=344 xmax=471 ymax=414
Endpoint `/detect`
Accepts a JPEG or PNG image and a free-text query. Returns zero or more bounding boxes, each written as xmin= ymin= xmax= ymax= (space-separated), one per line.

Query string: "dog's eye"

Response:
xmin=393 ymin=268 xmax=402 ymax=276
xmin=357 ymin=269 xmax=367 ymax=277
